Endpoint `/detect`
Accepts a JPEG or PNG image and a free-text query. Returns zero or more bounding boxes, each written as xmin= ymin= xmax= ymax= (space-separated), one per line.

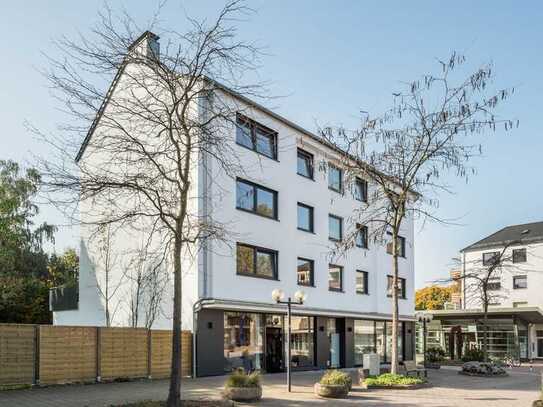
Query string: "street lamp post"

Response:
xmin=416 ymin=312 xmax=433 ymax=369
xmin=272 ymin=289 xmax=306 ymax=393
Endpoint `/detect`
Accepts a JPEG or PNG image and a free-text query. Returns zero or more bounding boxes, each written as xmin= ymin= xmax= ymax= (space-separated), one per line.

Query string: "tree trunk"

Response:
xmin=483 ymin=302 xmax=488 ymax=362
xmin=390 ymin=230 xmax=400 ymax=375
xmin=167 ymin=236 xmax=183 ymax=407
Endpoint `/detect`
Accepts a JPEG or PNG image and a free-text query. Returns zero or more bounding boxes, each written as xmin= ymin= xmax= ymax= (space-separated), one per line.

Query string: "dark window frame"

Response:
xmin=482 ymin=251 xmax=500 ymax=266
xmin=236 ymin=243 xmax=279 ymax=280
xmin=236 ymin=178 xmax=278 ymax=220
xmin=356 ymin=270 xmax=369 ymax=295
xmin=386 ymin=232 xmax=406 ymax=258
xmin=356 ymin=224 xmax=369 ymax=249
xmin=353 ymin=177 xmax=368 ymax=203
xmin=297 ymin=148 xmax=314 ymax=179
xmin=297 ymin=202 xmax=314 ymax=233
xmin=328 ymin=164 xmax=343 ymax=193
xmin=387 ymin=275 xmax=407 ymax=299
xmin=328 ymin=264 xmax=343 ymax=292
xmin=297 ymin=257 xmax=314 ymax=287
xmin=513 ymin=275 xmax=527 ymax=289
xmin=328 ymin=214 xmax=343 ymax=242
xmin=512 ymin=248 xmax=527 ymax=264
xmin=235 ymin=113 xmax=278 ymax=160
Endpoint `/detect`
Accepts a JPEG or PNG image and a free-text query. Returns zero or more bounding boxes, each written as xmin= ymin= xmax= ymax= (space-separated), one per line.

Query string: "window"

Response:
xmin=513 ymin=275 xmax=527 ymax=289
xmin=487 ymin=277 xmax=501 ymax=291
xmin=329 ymin=214 xmax=343 ymax=241
xmin=297 ymin=258 xmax=314 ymax=286
xmin=290 ymin=316 xmax=315 ymax=368
xmin=297 ymin=203 xmax=314 ymax=232
xmin=482 ymin=251 xmax=500 ymax=266
xmin=353 ymin=178 xmax=368 ymax=202
xmin=354 ymin=320 xmax=375 ymax=366
xmin=356 ymin=224 xmax=369 ymax=249
xmin=513 ymin=248 xmax=527 ymax=263
xmin=387 ymin=275 xmax=406 ymax=299
xmin=236 ymin=179 xmax=277 ymax=219
xmin=224 ymin=312 xmax=263 ymax=372
xmin=356 ymin=270 xmax=369 ymax=294
xmin=236 ymin=243 xmax=278 ymax=279
xmin=328 ymin=264 xmax=343 ymax=291
xmin=236 ymin=114 xmax=277 ymax=159
xmin=297 ymin=149 xmax=313 ymax=179
xmin=328 ymin=164 xmax=343 ymax=193
xmin=386 ymin=232 xmax=406 ymax=257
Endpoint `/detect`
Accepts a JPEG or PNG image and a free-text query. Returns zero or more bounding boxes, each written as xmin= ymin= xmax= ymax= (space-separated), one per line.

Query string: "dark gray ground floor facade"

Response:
xmin=195 ymin=308 xmax=415 ymax=376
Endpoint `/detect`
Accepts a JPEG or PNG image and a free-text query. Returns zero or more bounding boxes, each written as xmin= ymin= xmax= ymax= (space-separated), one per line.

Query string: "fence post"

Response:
xmin=96 ymin=327 xmax=101 ymax=382
xmin=33 ymin=325 xmax=40 ymax=386
xmin=147 ymin=329 xmax=152 ymax=379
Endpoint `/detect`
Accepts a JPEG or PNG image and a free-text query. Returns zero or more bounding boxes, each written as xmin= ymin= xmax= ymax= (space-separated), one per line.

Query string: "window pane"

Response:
xmin=513 ymin=249 xmax=526 ymax=263
xmin=329 ymin=215 xmax=342 ymax=240
xmin=483 ymin=252 xmax=499 ymax=266
xmin=514 ymin=275 xmax=527 ymax=289
xmin=256 ymin=188 xmax=275 ymax=218
xmin=237 ymin=245 xmax=254 ymax=275
xmin=354 ymin=320 xmax=375 ymax=366
xmin=297 ymin=204 xmax=312 ymax=231
xmin=354 ymin=179 xmax=367 ymax=202
xmin=297 ymin=150 xmax=313 ymax=178
xmin=297 ymin=258 xmax=313 ymax=286
xmin=290 ymin=316 xmax=314 ymax=368
xmin=329 ymin=265 xmax=342 ymax=291
xmin=356 ymin=271 xmax=367 ymax=294
xmin=236 ymin=120 xmax=253 ymax=149
xmin=236 ymin=181 xmax=254 ymax=211
xmin=255 ymin=127 xmax=275 ymax=158
xmin=356 ymin=226 xmax=368 ymax=248
xmin=224 ymin=312 xmax=263 ymax=372
xmin=256 ymin=250 xmax=274 ymax=277
xmin=328 ymin=166 xmax=342 ymax=192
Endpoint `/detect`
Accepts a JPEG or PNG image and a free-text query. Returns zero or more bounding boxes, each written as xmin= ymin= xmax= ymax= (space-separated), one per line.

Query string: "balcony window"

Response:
xmin=297 ymin=258 xmax=314 ymax=286
xmin=512 ymin=248 xmax=527 ymax=263
xmin=356 ymin=270 xmax=369 ymax=294
xmin=297 ymin=149 xmax=313 ymax=179
xmin=297 ymin=203 xmax=314 ymax=232
xmin=329 ymin=214 xmax=343 ymax=241
xmin=236 ymin=114 xmax=277 ymax=159
xmin=236 ymin=179 xmax=277 ymax=219
xmin=328 ymin=264 xmax=343 ymax=292
xmin=513 ymin=275 xmax=527 ymax=289
xmin=236 ymin=243 xmax=278 ymax=279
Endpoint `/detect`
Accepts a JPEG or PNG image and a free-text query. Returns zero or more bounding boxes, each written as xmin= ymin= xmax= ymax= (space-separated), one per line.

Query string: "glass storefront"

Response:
xmin=224 ymin=312 xmax=264 ymax=372
xmin=354 ymin=320 xmax=375 ymax=366
xmin=290 ymin=316 xmax=315 ymax=368
xmin=376 ymin=321 xmax=386 ymax=363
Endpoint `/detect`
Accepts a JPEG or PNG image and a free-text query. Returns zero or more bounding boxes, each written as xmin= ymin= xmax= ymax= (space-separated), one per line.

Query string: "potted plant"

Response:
xmin=223 ymin=368 xmax=262 ymax=402
xmin=314 ymin=370 xmax=351 ymax=399
xmin=425 ymin=346 xmax=445 ymax=369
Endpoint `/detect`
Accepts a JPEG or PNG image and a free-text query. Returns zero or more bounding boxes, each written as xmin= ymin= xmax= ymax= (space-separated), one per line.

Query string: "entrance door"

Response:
xmin=538 ymin=339 xmax=543 ymax=358
xmin=266 ymin=327 xmax=283 ymax=372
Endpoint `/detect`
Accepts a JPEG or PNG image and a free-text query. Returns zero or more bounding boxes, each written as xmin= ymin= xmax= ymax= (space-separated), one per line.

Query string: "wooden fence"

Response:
xmin=0 ymin=324 xmax=192 ymax=386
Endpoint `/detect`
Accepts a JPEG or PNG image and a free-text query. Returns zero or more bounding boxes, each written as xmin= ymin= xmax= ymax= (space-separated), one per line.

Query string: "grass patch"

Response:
xmin=364 ymin=373 xmax=426 ymax=387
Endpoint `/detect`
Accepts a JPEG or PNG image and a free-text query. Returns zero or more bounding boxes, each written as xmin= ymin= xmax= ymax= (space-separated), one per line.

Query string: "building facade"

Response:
xmin=423 ymin=222 xmax=543 ymax=360
xmin=51 ymin=32 xmax=416 ymax=376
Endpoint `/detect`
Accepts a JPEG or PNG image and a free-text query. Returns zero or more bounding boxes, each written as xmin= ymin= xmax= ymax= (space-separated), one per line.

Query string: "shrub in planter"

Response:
xmin=314 ymin=370 xmax=351 ymax=398
xmin=461 ymin=347 xmax=485 ymax=362
xmin=363 ymin=373 xmax=426 ymax=388
xmin=426 ymin=347 xmax=446 ymax=363
xmin=460 ymin=361 xmax=507 ymax=376
xmin=223 ymin=369 xmax=262 ymax=402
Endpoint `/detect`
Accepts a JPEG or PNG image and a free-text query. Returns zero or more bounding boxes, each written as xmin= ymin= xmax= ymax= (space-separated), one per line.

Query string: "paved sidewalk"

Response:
xmin=0 ymin=366 xmax=541 ymax=407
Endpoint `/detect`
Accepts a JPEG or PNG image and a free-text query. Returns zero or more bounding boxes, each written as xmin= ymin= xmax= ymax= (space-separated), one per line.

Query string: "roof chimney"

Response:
xmin=128 ymin=31 xmax=160 ymax=60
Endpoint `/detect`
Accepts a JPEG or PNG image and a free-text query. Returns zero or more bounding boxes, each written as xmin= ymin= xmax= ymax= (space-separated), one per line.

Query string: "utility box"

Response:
xmin=363 ymin=353 xmax=380 ymax=376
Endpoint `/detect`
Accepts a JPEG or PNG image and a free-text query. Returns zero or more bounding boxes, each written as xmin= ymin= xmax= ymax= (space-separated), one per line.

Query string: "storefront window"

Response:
xmin=354 ymin=320 xmax=375 ymax=366
xmin=224 ymin=312 xmax=263 ymax=372
xmin=385 ymin=321 xmax=403 ymax=362
xmin=290 ymin=316 xmax=315 ymax=368
xmin=376 ymin=321 xmax=385 ymax=363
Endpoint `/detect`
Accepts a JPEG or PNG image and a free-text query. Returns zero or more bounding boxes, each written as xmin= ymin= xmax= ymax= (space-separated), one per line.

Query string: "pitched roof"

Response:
xmin=461 ymin=221 xmax=543 ymax=252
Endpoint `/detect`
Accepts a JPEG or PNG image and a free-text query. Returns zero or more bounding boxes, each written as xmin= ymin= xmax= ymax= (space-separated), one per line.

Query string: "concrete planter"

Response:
xmin=314 ymin=382 xmax=349 ymax=399
xmin=223 ymin=385 xmax=262 ymax=402
xmin=532 ymin=400 xmax=543 ymax=407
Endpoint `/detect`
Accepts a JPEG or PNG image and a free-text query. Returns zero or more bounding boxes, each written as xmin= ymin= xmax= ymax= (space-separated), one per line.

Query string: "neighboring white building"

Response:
xmin=428 ymin=222 xmax=543 ymax=360
xmin=51 ymin=32 xmax=416 ymax=376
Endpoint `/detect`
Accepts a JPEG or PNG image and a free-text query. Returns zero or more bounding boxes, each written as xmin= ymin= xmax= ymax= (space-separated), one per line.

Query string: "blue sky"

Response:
xmin=1 ymin=1 xmax=542 ymax=288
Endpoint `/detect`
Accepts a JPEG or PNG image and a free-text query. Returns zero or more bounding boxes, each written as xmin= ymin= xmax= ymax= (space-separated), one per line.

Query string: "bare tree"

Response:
xmin=321 ymin=53 xmax=516 ymax=374
xmin=36 ymin=2 xmax=265 ymax=405
xmin=94 ymin=224 xmax=124 ymax=327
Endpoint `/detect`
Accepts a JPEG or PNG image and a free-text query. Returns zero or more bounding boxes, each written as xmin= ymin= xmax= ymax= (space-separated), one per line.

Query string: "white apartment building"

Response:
xmin=51 ymin=31 xmax=416 ymax=376
xmin=428 ymin=222 xmax=543 ymax=360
